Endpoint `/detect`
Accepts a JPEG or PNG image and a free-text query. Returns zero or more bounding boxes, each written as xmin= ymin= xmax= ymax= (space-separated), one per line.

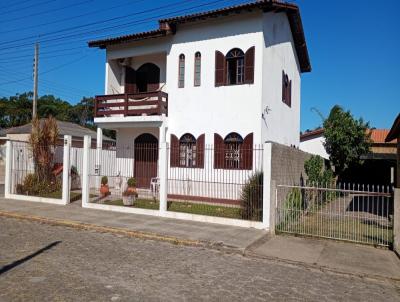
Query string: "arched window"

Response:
xmin=178 ymin=54 xmax=185 ymax=88
xmin=179 ymin=134 xmax=197 ymax=167
xmin=224 ymin=132 xmax=243 ymax=169
xmin=194 ymin=52 xmax=201 ymax=86
xmin=226 ymin=48 xmax=244 ymax=85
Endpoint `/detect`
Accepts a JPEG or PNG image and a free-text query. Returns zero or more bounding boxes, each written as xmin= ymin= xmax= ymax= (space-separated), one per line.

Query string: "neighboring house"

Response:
xmin=386 ymin=114 xmax=400 ymax=188
xmin=88 ymin=0 xmax=311 ymax=188
xmin=299 ymin=128 xmax=328 ymax=159
xmin=300 ymin=128 xmax=397 ymax=185
xmin=0 ymin=119 xmax=114 ymax=148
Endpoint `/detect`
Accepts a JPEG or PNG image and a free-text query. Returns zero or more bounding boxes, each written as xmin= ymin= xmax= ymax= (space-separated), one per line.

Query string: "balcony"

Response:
xmin=94 ymin=91 xmax=168 ymax=118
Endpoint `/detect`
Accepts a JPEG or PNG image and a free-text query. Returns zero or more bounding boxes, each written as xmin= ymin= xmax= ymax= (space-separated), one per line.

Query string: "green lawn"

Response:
xmin=102 ymin=198 xmax=242 ymax=219
xmin=38 ymin=191 xmax=82 ymax=202
xmin=277 ymin=210 xmax=393 ymax=247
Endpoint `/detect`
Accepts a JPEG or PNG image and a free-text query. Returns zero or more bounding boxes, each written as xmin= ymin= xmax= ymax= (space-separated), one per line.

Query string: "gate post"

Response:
xmin=262 ymin=142 xmax=273 ymax=231
xmin=62 ymin=135 xmax=72 ymax=205
xmin=159 ymin=142 xmax=168 ymax=214
xmin=4 ymin=140 xmax=12 ymax=198
xmin=82 ymin=135 xmax=91 ymax=206
xmin=394 ymin=188 xmax=400 ymax=254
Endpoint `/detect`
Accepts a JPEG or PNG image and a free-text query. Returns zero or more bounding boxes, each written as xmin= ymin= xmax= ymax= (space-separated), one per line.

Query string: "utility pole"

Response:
xmin=32 ymin=42 xmax=39 ymax=119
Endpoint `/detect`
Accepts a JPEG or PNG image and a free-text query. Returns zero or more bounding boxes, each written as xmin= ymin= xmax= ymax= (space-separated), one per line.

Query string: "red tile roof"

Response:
xmin=300 ymin=128 xmax=396 ymax=144
xmin=88 ymin=0 xmax=311 ymax=73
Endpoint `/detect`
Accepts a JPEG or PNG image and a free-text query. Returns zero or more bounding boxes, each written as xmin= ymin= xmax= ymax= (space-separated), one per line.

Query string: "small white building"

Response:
xmin=89 ymin=0 xmax=311 ymax=190
xmin=299 ymin=128 xmax=329 ymax=160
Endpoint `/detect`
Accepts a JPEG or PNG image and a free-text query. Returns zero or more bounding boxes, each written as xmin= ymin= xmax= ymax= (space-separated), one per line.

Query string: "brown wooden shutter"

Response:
xmin=240 ymin=133 xmax=253 ymax=170
xmin=215 ymin=51 xmax=226 ymax=87
xmin=214 ymin=133 xmax=224 ymax=169
xmin=244 ymin=46 xmax=255 ymax=84
xmin=170 ymin=134 xmax=180 ymax=167
xmin=288 ymin=80 xmax=292 ymax=107
xmin=196 ymin=134 xmax=205 ymax=168
xmin=125 ymin=66 xmax=137 ymax=94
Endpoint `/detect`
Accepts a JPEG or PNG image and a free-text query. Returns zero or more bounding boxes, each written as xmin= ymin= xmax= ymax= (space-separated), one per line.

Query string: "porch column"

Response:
xmin=159 ymin=122 xmax=168 ymax=213
xmin=96 ymin=127 xmax=103 ymax=189
xmin=62 ymin=135 xmax=72 ymax=205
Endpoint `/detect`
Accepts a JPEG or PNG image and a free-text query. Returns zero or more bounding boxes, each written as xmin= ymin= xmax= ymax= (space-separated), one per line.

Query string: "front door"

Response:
xmin=134 ymin=133 xmax=158 ymax=188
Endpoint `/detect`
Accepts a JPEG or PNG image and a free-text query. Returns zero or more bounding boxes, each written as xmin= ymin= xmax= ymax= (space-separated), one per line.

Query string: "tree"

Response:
xmin=323 ymin=105 xmax=371 ymax=176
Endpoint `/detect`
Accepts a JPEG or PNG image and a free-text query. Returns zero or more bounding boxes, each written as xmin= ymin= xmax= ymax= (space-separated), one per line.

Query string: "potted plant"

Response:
xmin=100 ymin=176 xmax=110 ymax=197
xmin=126 ymin=177 xmax=137 ymax=193
xmin=122 ymin=177 xmax=138 ymax=206
xmin=122 ymin=189 xmax=138 ymax=206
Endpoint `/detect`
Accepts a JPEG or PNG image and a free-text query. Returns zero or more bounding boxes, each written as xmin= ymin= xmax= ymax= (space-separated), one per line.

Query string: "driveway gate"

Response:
xmin=275 ymin=184 xmax=393 ymax=247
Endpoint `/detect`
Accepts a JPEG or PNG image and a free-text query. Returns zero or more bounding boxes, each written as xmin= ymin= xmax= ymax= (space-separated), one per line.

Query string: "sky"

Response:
xmin=0 ymin=0 xmax=399 ymax=131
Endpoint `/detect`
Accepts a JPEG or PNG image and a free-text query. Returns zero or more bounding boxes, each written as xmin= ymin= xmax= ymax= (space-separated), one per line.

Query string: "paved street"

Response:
xmin=1 ymin=217 xmax=399 ymax=302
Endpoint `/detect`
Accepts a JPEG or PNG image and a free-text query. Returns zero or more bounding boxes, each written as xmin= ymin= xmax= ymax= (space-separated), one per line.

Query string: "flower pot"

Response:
xmin=122 ymin=194 xmax=136 ymax=206
xmin=100 ymin=185 xmax=109 ymax=197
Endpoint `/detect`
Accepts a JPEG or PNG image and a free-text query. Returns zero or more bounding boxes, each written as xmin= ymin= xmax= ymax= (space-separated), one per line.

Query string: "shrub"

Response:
xmin=278 ymin=188 xmax=303 ymax=229
xmin=17 ymin=173 xmax=61 ymax=196
xmin=240 ymin=172 xmax=263 ymax=221
xmin=127 ymin=177 xmax=136 ymax=188
xmin=101 ymin=176 xmax=108 ymax=186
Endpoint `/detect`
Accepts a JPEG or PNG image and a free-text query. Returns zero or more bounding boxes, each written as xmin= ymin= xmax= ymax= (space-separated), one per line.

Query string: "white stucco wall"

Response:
xmin=103 ymin=10 xmax=303 ymax=148
xmin=300 ymin=136 xmax=329 ymax=159
xmin=261 ymin=12 xmax=301 ymax=147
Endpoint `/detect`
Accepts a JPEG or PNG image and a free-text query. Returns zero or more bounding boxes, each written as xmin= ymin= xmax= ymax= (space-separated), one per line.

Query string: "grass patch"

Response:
xmin=277 ymin=211 xmax=393 ymax=246
xmin=37 ymin=191 xmax=82 ymax=202
xmin=102 ymin=199 xmax=242 ymax=219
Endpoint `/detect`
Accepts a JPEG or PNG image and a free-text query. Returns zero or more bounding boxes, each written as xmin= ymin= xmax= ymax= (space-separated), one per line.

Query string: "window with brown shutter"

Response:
xmin=215 ymin=51 xmax=225 ymax=86
xmin=170 ymin=134 xmax=180 ymax=167
xmin=214 ymin=133 xmax=224 ymax=168
xmin=244 ymin=46 xmax=255 ymax=84
xmin=196 ymin=134 xmax=205 ymax=168
xmin=224 ymin=132 xmax=243 ymax=169
xmin=282 ymin=70 xmax=292 ymax=107
xmin=125 ymin=66 xmax=137 ymax=94
xmin=226 ymin=48 xmax=244 ymax=85
xmin=240 ymin=133 xmax=253 ymax=170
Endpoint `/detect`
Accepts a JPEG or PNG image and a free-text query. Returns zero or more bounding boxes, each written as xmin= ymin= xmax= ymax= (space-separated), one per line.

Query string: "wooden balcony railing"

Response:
xmin=94 ymin=91 xmax=168 ymax=117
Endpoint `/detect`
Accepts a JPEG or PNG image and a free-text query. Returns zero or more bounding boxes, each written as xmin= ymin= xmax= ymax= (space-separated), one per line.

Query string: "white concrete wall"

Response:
xmin=300 ymin=136 xmax=329 ymax=159
xmin=103 ymin=10 xmax=303 ymax=148
xmin=261 ymin=12 xmax=301 ymax=147
xmin=166 ymin=12 xmax=264 ymax=145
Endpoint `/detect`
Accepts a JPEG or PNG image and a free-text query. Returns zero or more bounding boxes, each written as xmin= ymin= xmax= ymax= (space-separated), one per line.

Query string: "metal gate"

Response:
xmin=275 ymin=184 xmax=393 ymax=247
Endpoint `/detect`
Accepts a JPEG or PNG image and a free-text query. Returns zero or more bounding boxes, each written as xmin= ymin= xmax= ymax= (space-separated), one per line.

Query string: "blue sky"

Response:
xmin=0 ymin=0 xmax=399 ymax=131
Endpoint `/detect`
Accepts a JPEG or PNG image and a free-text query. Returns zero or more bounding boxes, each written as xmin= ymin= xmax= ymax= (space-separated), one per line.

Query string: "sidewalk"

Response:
xmin=247 ymin=235 xmax=400 ymax=281
xmin=0 ymin=195 xmax=399 ymax=282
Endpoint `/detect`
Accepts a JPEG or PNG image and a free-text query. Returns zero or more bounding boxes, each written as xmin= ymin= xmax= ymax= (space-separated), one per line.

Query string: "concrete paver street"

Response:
xmin=1 ymin=217 xmax=399 ymax=302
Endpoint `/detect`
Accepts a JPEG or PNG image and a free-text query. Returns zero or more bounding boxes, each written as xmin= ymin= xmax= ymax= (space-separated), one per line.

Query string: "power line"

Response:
xmin=0 ymin=0 xmax=230 ymax=51
xmin=1 ymin=0 xmax=95 ymax=24
xmin=0 ymin=0 xmax=145 ymax=33
xmin=0 ymin=0 xmax=57 ymax=15
xmin=0 ymin=0 xmax=195 ymax=46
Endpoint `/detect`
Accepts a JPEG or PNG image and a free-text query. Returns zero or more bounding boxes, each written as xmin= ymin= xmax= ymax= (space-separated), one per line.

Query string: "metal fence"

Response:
xmin=88 ymin=144 xmax=160 ymax=210
xmin=276 ymin=183 xmax=394 ymax=247
xmin=167 ymin=144 xmax=264 ymax=221
xmin=10 ymin=141 xmax=64 ymax=199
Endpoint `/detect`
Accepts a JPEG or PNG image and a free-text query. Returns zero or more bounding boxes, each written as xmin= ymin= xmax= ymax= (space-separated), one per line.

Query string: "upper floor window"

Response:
xmin=226 ymin=49 xmax=244 ymax=85
xmin=179 ymin=133 xmax=197 ymax=167
xmin=178 ymin=54 xmax=185 ymax=88
xmin=282 ymin=70 xmax=292 ymax=107
xmin=215 ymin=46 xmax=255 ymax=87
xmin=194 ymin=52 xmax=201 ymax=87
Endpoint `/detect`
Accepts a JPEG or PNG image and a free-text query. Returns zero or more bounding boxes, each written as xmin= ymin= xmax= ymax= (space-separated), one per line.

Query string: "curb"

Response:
xmin=0 ymin=210 xmax=204 ymax=248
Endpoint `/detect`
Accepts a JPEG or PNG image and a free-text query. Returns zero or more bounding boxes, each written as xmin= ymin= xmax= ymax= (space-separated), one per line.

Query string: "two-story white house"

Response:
xmin=88 ymin=0 xmax=311 ymax=191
